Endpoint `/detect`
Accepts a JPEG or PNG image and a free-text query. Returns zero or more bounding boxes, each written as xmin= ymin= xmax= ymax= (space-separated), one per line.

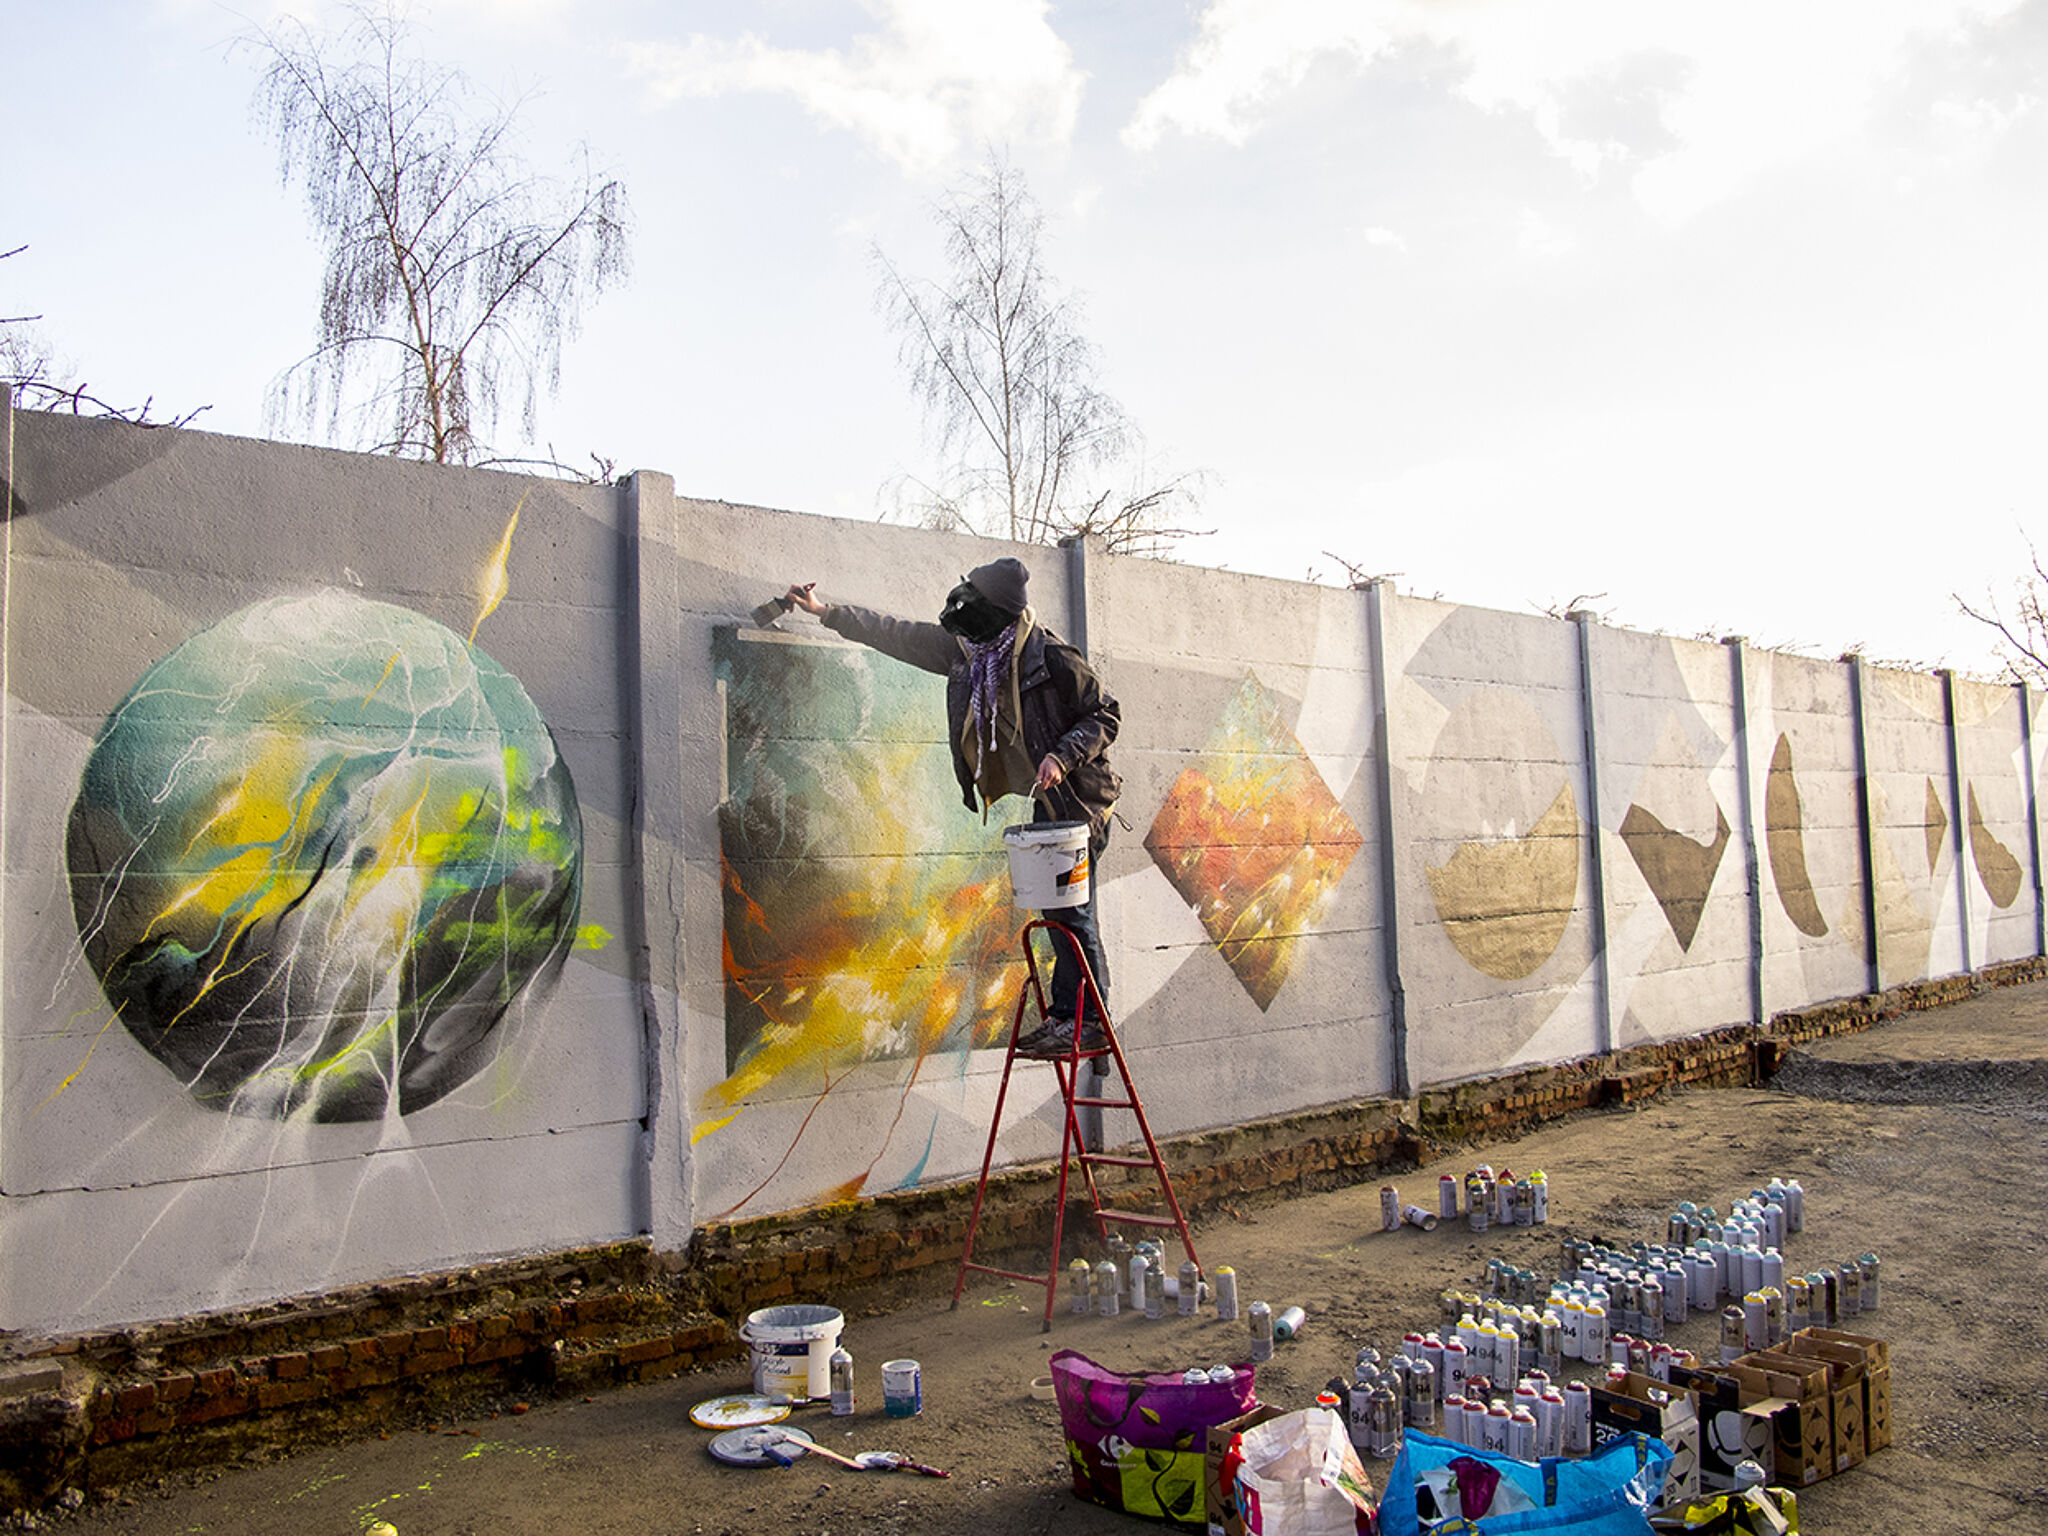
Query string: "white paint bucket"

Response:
xmin=739 ymin=1304 xmax=844 ymax=1400
xmin=1002 ymin=820 xmax=1091 ymax=909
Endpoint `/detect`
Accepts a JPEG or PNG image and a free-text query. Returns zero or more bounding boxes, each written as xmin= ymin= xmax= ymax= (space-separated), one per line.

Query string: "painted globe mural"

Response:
xmin=65 ymin=590 xmax=582 ymax=1121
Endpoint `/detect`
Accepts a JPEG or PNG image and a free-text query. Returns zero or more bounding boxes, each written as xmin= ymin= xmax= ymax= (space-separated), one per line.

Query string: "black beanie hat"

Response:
xmin=966 ymin=557 xmax=1029 ymax=617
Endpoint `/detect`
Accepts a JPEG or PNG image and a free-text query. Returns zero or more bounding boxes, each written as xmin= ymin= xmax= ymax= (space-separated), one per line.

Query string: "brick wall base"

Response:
xmin=3 ymin=956 xmax=2037 ymax=1512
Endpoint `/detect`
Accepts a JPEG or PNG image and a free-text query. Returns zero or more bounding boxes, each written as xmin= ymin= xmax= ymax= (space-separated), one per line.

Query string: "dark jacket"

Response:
xmin=822 ymin=603 xmax=1122 ymax=847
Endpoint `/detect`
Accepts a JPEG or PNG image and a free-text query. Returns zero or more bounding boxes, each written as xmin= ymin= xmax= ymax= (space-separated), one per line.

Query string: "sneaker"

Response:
xmin=1014 ymin=1017 xmax=1073 ymax=1058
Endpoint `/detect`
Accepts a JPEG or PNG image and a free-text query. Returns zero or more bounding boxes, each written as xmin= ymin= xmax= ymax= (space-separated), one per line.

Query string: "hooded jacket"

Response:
xmin=821 ymin=602 xmax=1122 ymax=847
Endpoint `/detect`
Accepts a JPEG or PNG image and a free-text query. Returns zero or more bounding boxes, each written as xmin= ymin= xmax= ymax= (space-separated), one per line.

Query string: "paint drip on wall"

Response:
xmin=64 ymin=589 xmax=583 ymax=1121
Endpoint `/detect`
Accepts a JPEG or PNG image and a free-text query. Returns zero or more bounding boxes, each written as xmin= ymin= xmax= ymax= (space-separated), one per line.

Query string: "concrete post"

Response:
xmin=1570 ymin=611 xmax=1615 ymax=1056
xmin=620 ymin=470 xmax=693 ymax=1252
xmin=1061 ymin=535 xmax=1104 ymax=1153
xmin=2021 ymin=683 xmax=2046 ymax=958
xmin=1362 ymin=581 xmax=1410 ymax=1098
xmin=1843 ymin=654 xmax=1884 ymax=993
xmin=1723 ymin=638 xmax=1766 ymax=1025
xmin=1940 ymin=670 xmax=1973 ymax=974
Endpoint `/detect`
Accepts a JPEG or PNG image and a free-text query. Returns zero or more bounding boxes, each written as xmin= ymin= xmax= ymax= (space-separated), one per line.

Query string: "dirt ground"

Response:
xmin=34 ymin=983 xmax=2048 ymax=1536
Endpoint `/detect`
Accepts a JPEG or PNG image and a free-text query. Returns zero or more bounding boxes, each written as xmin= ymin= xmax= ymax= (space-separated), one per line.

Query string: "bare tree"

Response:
xmin=1 ymin=244 xmax=208 ymax=427
xmin=1956 ymin=536 xmax=2048 ymax=685
xmin=875 ymin=153 xmax=1203 ymax=558
xmin=247 ymin=4 xmax=630 ymax=464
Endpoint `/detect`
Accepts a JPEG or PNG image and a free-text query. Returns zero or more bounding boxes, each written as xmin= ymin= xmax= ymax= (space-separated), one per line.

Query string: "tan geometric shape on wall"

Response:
xmin=1765 ymin=734 xmax=1829 ymax=939
xmin=1968 ymin=784 xmax=2023 ymax=910
xmin=1425 ymin=785 xmax=1580 ymax=981
xmin=1145 ymin=674 xmax=1365 ymax=1011
xmin=1924 ymin=777 xmax=1949 ymax=874
xmin=1619 ymin=803 xmax=1731 ymax=952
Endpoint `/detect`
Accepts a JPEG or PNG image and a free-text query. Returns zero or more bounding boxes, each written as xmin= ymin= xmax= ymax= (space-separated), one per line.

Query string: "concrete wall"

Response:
xmin=4 ymin=403 xmax=2042 ymax=1338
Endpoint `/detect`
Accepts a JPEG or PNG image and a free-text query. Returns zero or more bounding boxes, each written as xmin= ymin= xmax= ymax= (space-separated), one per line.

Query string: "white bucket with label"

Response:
xmin=1002 ymin=820 xmax=1091 ymax=909
xmin=740 ymin=1304 xmax=845 ymax=1399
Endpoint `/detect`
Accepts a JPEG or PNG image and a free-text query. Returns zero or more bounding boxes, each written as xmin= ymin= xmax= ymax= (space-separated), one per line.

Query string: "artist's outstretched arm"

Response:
xmin=782 ymin=584 xmax=958 ymax=676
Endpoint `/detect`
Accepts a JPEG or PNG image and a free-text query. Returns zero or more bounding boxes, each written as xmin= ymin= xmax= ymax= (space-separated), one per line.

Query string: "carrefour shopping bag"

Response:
xmin=1377 ymin=1430 xmax=1673 ymax=1536
xmin=1231 ymin=1406 xmax=1379 ymax=1536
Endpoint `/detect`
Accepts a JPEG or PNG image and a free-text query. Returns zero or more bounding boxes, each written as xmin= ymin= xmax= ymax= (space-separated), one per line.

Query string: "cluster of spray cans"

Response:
xmin=1344 ymin=1337 xmax=1590 ymax=1463
xmin=1070 ymin=1237 xmax=1227 ymax=1322
xmin=1379 ymin=1166 xmax=1550 ymax=1235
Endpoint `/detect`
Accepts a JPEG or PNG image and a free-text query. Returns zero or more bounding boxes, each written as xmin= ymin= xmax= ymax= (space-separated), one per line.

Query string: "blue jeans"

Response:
xmin=1042 ymin=873 xmax=1109 ymax=1024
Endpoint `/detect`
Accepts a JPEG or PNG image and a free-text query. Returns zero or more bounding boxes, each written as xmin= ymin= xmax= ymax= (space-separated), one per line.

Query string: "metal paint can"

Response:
xmin=1094 ymin=1259 xmax=1120 ymax=1318
xmin=1838 ymin=1261 xmax=1862 ymax=1316
xmin=1639 ymin=1279 xmax=1665 ymax=1341
xmin=1510 ymin=1406 xmax=1538 ymax=1462
xmin=1860 ymin=1253 xmax=1880 ymax=1310
xmin=1355 ymin=1345 xmax=1382 ymax=1379
xmin=1423 ymin=1335 xmax=1447 ymax=1401
xmin=1743 ymin=1291 xmax=1768 ymax=1352
xmin=1070 ymin=1259 xmax=1092 ymax=1315
xmin=1814 ymin=1270 xmax=1837 ymax=1328
xmin=1665 ymin=1262 xmax=1689 ymax=1325
xmin=1274 ymin=1304 xmax=1307 ymax=1342
xmin=1688 ymin=1251 xmax=1716 ymax=1311
xmin=1369 ymin=1380 xmax=1402 ymax=1459
xmin=1494 ymin=1175 xmax=1516 ymax=1227
xmin=1762 ymin=1201 xmax=1786 ymax=1249
xmin=1248 ymin=1301 xmax=1274 ymax=1362
xmin=1513 ymin=1178 xmax=1534 ymax=1227
xmin=1564 ymin=1380 xmax=1592 ymax=1455
xmin=1740 ymin=1245 xmax=1763 ymax=1298
xmin=1380 ymin=1184 xmax=1401 ymax=1232
xmin=1582 ymin=1304 xmax=1608 ymax=1365
xmin=881 ymin=1358 xmax=922 ymax=1418
xmin=1482 ymin=1401 xmax=1512 ymax=1455
xmin=1538 ymin=1312 xmax=1563 ymax=1375
xmin=1467 ymin=1174 xmax=1489 ymax=1232
xmin=1762 ymin=1248 xmax=1784 ymax=1294
xmin=1404 ymin=1204 xmax=1439 ymax=1232
xmin=1179 ymin=1260 xmax=1201 ymax=1317
xmin=1144 ymin=1260 xmax=1166 ymax=1320
xmin=829 ymin=1346 xmax=855 ymax=1416
xmin=1439 ymin=1172 xmax=1461 ymax=1221
xmin=1129 ymin=1251 xmax=1149 ymax=1308
xmin=1539 ymin=1387 xmax=1566 ymax=1457
xmin=1406 ymin=1357 xmax=1437 ymax=1428
xmin=1785 ymin=1178 xmax=1805 ymax=1232
xmin=1532 ymin=1170 xmax=1549 ymax=1224
xmin=1213 ymin=1265 xmax=1239 ymax=1321
xmin=1765 ymin=1287 xmax=1785 ymax=1346
xmin=1720 ymin=1305 xmax=1747 ymax=1364
xmin=1347 ymin=1380 xmax=1374 ymax=1451
xmin=1786 ymin=1274 xmax=1811 ymax=1333
xmin=1560 ymin=1299 xmax=1586 ymax=1361
xmin=1442 ymin=1338 xmax=1471 ymax=1402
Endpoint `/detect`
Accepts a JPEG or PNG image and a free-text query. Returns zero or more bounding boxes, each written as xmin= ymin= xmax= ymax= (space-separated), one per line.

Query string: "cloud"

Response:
xmin=619 ymin=0 xmax=1084 ymax=175
xmin=1125 ymin=0 xmax=2031 ymax=221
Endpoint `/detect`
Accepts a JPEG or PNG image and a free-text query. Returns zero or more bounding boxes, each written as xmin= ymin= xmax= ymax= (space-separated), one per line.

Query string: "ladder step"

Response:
xmin=1069 ymin=1096 xmax=1138 ymax=1110
xmin=1079 ymin=1153 xmax=1155 ymax=1169
xmin=1098 ymin=1211 xmax=1180 ymax=1229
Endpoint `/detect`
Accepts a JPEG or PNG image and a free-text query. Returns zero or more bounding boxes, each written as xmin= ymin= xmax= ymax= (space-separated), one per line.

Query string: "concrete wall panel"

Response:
xmin=1953 ymin=677 xmax=2035 ymax=964
xmin=1863 ymin=666 xmax=1967 ymax=983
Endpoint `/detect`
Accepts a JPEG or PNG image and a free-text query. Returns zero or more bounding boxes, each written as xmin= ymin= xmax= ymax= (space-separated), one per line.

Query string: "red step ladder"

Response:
xmin=950 ymin=919 xmax=1201 ymax=1331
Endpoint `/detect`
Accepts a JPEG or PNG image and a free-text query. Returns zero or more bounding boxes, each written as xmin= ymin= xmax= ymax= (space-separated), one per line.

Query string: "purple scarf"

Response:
xmin=966 ymin=621 xmax=1019 ymax=751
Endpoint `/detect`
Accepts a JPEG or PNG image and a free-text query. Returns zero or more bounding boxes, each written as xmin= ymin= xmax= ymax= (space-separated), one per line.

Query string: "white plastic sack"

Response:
xmin=1232 ymin=1407 xmax=1378 ymax=1536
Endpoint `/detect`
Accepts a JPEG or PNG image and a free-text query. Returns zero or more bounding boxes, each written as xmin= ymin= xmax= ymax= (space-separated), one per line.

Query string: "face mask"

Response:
xmin=939 ymin=580 xmax=1011 ymax=644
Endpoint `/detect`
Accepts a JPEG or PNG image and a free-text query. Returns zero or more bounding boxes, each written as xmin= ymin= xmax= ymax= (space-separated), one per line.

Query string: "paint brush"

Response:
xmin=752 ymin=583 xmax=814 ymax=629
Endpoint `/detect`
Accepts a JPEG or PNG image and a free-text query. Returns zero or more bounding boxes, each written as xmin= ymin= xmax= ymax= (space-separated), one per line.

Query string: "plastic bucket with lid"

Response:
xmin=739 ymin=1304 xmax=845 ymax=1399
xmin=1002 ymin=820 xmax=1091 ymax=909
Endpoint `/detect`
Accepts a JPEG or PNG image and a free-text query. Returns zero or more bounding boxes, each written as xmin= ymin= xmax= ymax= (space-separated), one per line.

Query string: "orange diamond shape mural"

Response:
xmin=1144 ymin=673 xmax=1365 ymax=1010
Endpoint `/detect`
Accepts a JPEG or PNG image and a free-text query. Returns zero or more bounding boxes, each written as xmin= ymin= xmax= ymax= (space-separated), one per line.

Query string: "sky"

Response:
xmin=7 ymin=0 xmax=2048 ymax=675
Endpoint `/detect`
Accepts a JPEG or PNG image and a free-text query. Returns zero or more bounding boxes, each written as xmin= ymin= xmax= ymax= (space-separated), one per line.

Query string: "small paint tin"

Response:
xmin=881 ymin=1358 xmax=922 ymax=1418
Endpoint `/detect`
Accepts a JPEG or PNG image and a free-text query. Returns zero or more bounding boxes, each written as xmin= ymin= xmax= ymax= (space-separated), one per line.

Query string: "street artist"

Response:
xmin=782 ymin=557 xmax=1121 ymax=1057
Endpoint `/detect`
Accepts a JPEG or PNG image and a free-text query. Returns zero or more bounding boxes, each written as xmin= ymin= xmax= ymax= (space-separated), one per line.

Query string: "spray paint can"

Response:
xmin=1765 ymin=1287 xmax=1785 ymax=1346
xmin=1838 ymin=1261 xmax=1862 ymax=1317
xmin=1539 ymin=1311 xmax=1564 ymax=1375
xmin=1274 ymin=1305 xmax=1307 ymax=1342
xmin=1069 ymin=1258 xmax=1093 ymax=1315
xmin=1177 ymin=1259 xmax=1201 ymax=1317
xmin=1347 ymin=1378 xmax=1375 ymax=1452
xmin=1129 ymin=1250 xmax=1150 ymax=1310
xmin=1665 ymin=1262 xmax=1689 ymax=1325
xmin=1355 ymin=1345 xmax=1383 ymax=1380
xmin=1720 ymin=1305 xmax=1747 ymax=1364
xmin=1532 ymin=1170 xmax=1549 ymax=1224
xmin=1509 ymin=1406 xmax=1538 ymax=1462
xmin=1860 ymin=1253 xmax=1880 ymax=1310
xmin=1761 ymin=1201 xmax=1786 ymax=1250
xmin=1094 ymin=1259 xmax=1120 ymax=1318
xmin=1743 ymin=1291 xmax=1768 ymax=1352
xmin=1248 ymin=1301 xmax=1274 ymax=1362
xmin=1380 ymin=1184 xmax=1401 ymax=1233
xmin=1815 ymin=1270 xmax=1838 ymax=1328
xmin=1639 ymin=1278 xmax=1665 ymax=1341
xmin=1787 ymin=1274 xmax=1812 ymax=1334
xmin=1582 ymin=1304 xmax=1609 ymax=1366
xmin=1422 ymin=1335 xmax=1447 ymax=1402
xmin=1467 ymin=1174 xmax=1489 ymax=1233
xmin=1406 ymin=1357 xmax=1437 ymax=1429
xmin=1495 ymin=1173 xmax=1517 ymax=1228
xmin=1439 ymin=1172 xmax=1461 ymax=1221
xmin=1539 ymin=1386 xmax=1566 ymax=1457
xmin=1213 ymin=1266 xmax=1240 ymax=1322
xmin=1560 ymin=1299 xmax=1586 ymax=1361
xmin=829 ymin=1346 xmax=855 ymax=1416
xmin=1441 ymin=1337 xmax=1471 ymax=1403
xmin=1785 ymin=1178 xmax=1805 ymax=1233
xmin=1514 ymin=1178 xmax=1535 ymax=1228
xmin=1369 ymin=1378 xmax=1402 ymax=1459
xmin=1688 ymin=1251 xmax=1717 ymax=1312
xmin=1740 ymin=1245 xmax=1764 ymax=1298
xmin=1144 ymin=1260 xmax=1166 ymax=1320
xmin=1564 ymin=1380 xmax=1592 ymax=1455
xmin=1493 ymin=1322 xmax=1519 ymax=1384
xmin=1479 ymin=1400 xmax=1510 ymax=1455
xmin=1404 ymin=1204 xmax=1439 ymax=1232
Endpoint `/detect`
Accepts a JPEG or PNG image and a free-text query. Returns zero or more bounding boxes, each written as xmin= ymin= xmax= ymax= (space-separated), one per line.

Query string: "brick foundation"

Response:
xmin=2 ymin=956 xmax=2038 ymax=1512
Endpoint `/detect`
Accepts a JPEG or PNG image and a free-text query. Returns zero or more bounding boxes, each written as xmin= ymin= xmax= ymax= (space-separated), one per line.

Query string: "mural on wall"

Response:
xmin=1143 ymin=672 xmax=1363 ymax=1010
xmin=1618 ymin=804 xmax=1731 ymax=952
xmin=1968 ymin=785 xmax=2023 ymax=909
xmin=707 ymin=627 xmax=1026 ymax=1146
xmin=63 ymin=585 xmax=584 ymax=1122
xmin=1765 ymin=734 xmax=1830 ymax=939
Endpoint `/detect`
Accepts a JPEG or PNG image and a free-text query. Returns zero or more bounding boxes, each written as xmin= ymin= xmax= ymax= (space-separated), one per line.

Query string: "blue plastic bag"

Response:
xmin=1376 ymin=1431 xmax=1674 ymax=1536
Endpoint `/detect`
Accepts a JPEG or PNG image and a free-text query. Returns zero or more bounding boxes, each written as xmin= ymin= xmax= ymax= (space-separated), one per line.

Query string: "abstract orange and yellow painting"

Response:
xmin=1144 ymin=673 xmax=1364 ymax=1009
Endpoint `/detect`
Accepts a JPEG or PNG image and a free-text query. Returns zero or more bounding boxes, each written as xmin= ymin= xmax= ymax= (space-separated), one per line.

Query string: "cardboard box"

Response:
xmin=1718 ymin=1353 xmax=1835 ymax=1487
xmin=1669 ymin=1364 xmax=1779 ymax=1491
xmin=1783 ymin=1334 xmax=1868 ymax=1471
xmin=1800 ymin=1327 xmax=1891 ymax=1452
xmin=1205 ymin=1403 xmax=1286 ymax=1536
xmin=1591 ymin=1370 xmax=1701 ymax=1506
